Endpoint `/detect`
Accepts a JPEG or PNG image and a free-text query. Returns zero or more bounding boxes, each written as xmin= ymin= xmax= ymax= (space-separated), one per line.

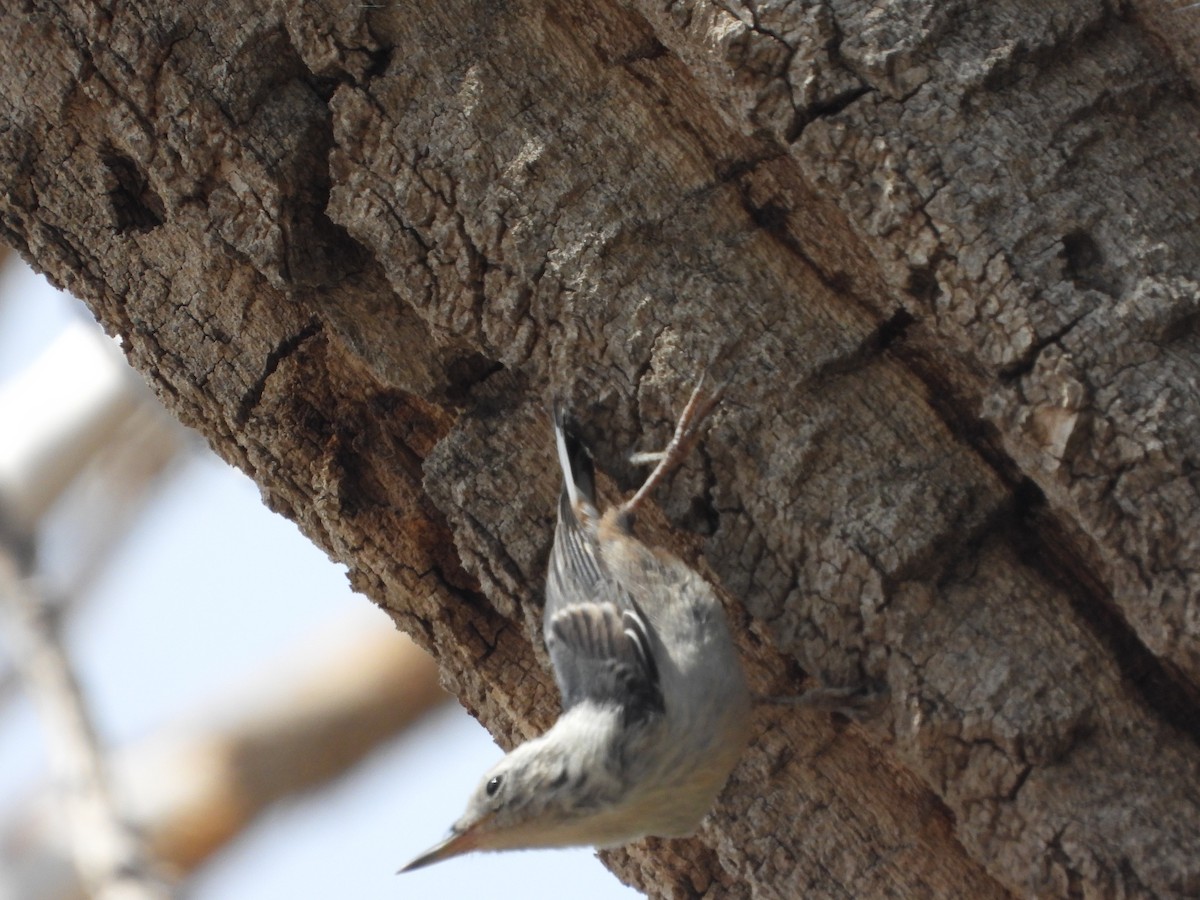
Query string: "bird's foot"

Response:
xmin=619 ymin=376 xmax=723 ymax=521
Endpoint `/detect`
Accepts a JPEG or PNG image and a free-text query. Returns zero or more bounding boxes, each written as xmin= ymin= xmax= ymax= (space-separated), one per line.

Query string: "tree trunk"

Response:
xmin=2 ymin=1 xmax=1199 ymax=896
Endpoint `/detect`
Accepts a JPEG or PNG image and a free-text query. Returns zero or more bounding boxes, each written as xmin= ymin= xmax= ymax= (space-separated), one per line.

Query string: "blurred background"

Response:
xmin=0 ymin=249 xmax=637 ymax=899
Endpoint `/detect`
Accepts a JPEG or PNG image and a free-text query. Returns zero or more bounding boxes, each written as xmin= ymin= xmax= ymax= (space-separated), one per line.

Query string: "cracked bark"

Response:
xmin=2 ymin=0 xmax=1199 ymax=897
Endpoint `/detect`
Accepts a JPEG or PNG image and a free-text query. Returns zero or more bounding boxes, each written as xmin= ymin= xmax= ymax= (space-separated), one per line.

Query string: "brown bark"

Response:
xmin=2 ymin=1 xmax=1199 ymax=897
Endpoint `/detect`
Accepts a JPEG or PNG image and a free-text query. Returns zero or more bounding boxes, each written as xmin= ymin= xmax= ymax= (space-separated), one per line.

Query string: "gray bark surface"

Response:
xmin=2 ymin=1 xmax=1199 ymax=896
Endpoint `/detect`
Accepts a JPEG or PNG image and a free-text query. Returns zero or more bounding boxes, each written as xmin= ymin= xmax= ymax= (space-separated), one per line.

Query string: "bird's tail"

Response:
xmin=549 ymin=403 xmax=605 ymax=605
xmin=552 ymin=401 xmax=597 ymax=519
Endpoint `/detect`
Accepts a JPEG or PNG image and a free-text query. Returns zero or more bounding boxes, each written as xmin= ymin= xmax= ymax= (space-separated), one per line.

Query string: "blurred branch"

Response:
xmin=49 ymin=401 xmax=187 ymax=602
xmin=0 ymin=294 xmax=187 ymax=896
xmin=128 ymin=624 xmax=448 ymax=872
xmin=0 ymin=315 xmax=186 ymax=705
xmin=0 ymin=320 xmax=145 ymax=537
xmin=1 ymin=619 xmax=448 ymax=897
xmin=0 ymin=550 xmax=171 ymax=899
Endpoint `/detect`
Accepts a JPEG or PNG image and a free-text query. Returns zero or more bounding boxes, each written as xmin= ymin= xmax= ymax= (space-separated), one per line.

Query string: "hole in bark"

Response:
xmin=1157 ymin=309 xmax=1200 ymax=345
xmin=635 ymin=37 xmax=668 ymax=62
xmin=101 ymin=150 xmax=165 ymax=233
xmin=789 ymin=86 xmax=874 ymax=141
xmin=687 ymin=492 xmax=720 ymax=537
xmin=906 ymin=263 xmax=942 ymax=305
xmin=747 ymin=199 xmax=790 ymax=233
xmin=876 ymin=307 xmax=915 ymax=351
xmin=1060 ymin=230 xmax=1114 ymax=294
xmin=1062 ymin=230 xmax=1100 ymax=276
xmin=444 ymin=351 xmax=504 ymax=404
xmin=808 ymin=85 xmax=872 ymax=121
xmin=364 ymin=45 xmax=394 ymax=80
xmin=714 ymin=157 xmax=759 ymax=182
xmin=305 ymin=74 xmax=342 ymax=102
xmin=1011 ymin=476 xmax=1046 ymax=517
xmin=825 ymin=270 xmax=854 ymax=296
xmin=615 ymin=36 xmax=667 ymax=65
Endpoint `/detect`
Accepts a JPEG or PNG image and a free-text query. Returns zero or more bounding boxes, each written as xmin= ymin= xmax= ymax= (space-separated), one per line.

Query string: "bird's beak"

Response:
xmin=397 ymin=821 xmax=485 ymax=873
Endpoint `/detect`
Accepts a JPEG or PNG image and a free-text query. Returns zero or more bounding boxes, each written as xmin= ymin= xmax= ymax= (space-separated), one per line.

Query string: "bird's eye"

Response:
xmin=486 ymin=775 xmax=502 ymax=797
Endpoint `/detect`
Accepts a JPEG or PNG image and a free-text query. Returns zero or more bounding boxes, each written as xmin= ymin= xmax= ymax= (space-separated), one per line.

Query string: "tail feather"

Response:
xmin=547 ymin=401 xmax=606 ymax=628
xmin=552 ymin=401 xmax=596 ymax=512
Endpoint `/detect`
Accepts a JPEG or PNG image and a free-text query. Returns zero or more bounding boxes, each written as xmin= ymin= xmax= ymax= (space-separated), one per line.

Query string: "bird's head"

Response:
xmin=398 ymin=730 xmax=614 ymax=872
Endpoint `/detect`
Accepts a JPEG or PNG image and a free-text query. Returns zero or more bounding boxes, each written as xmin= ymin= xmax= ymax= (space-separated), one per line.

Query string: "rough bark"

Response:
xmin=2 ymin=0 xmax=1199 ymax=897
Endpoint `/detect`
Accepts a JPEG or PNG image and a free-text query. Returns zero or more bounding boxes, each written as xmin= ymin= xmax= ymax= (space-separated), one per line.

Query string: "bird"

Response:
xmin=400 ymin=380 xmax=751 ymax=872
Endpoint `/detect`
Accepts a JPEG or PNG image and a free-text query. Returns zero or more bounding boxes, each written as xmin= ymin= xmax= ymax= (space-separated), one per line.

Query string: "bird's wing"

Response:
xmin=545 ymin=403 xmax=663 ymax=724
xmin=546 ymin=601 xmax=664 ymax=725
xmin=545 ymin=514 xmax=663 ymax=723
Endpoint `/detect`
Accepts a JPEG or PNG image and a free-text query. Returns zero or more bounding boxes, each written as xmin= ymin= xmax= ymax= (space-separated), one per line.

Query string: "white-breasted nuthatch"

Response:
xmin=400 ymin=381 xmax=751 ymax=871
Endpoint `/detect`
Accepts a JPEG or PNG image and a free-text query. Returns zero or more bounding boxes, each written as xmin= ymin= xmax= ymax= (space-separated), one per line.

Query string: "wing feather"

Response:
xmin=545 ymin=405 xmax=663 ymax=724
